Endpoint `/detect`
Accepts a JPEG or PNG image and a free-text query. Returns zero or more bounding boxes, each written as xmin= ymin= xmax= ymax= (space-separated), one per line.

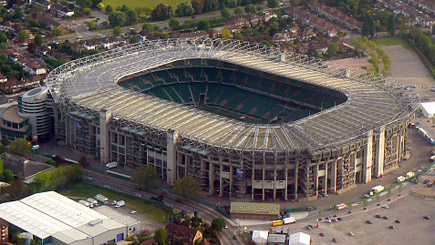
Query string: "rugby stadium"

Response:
xmin=46 ymin=39 xmax=418 ymax=201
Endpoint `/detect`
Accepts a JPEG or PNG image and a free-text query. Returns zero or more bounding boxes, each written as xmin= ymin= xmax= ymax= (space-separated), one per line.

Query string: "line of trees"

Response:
xmin=403 ymin=27 xmax=435 ymax=68
xmin=29 ymin=164 xmax=83 ymax=192
xmin=152 ymin=0 xmax=265 ymax=21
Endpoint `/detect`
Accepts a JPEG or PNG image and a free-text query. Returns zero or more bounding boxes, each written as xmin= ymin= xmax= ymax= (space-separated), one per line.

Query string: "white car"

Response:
xmin=349 ymin=231 xmax=354 ymax=236
xmin=382 ymin=204 xmax=389 ymax=209
xmin=130 ymin=210 xmax=137 ymax=214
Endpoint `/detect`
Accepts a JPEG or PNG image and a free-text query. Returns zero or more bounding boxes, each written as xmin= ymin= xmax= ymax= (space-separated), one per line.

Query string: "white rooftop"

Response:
xmin=94 ymin=206 xmax=140 ymax=226
xmin=252 ymin=230 xmax=269 ymax=244
xmin=288 ymin=232 xmax=310 ymax=245
xmin=420 ymin=101 xmax=435 ymax=118
xmin=0 ymin=191 xmax=125 ymax=241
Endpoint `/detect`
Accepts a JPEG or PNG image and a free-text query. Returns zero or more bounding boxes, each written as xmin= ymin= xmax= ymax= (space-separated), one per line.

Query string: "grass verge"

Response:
xmin=59 ymin=182 xmax=171 ymax=223
xmin=374 ymin=37 xmax=412 ymax=50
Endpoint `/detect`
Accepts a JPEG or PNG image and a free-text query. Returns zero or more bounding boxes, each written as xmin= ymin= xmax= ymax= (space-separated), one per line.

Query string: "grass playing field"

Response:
xmin=102 ymin=0 xmax=188 ymax=9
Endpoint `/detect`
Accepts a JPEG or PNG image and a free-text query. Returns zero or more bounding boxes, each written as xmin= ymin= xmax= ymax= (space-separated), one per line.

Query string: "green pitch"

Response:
xmin=103 ymin=0 xmax=188 ymax=9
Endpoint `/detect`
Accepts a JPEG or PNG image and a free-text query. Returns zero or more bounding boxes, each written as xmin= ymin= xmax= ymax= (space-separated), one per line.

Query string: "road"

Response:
xmin=53 ymin=11 xmax=222 ymax=43
xmin=84 ymin=170 xmax=241 ymax=244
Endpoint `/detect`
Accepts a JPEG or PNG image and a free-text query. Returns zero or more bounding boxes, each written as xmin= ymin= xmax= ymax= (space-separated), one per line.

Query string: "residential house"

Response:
xmin=300 ymin=29 xmax=316 ymax=40
xmin=101 ymin=37 xmax=127 ymax=49
xmin=0 ymin=73 xmax=7 ymax=83
xmin=17 ymin=57 xmax=47 ymax=75
xmin=328 ymin=28 xmax=338 ymax=38
xmin=83 ymin=40 xmax=101 ymax=51
xmin=33 ymin=0 xmax=52 ymax=10
xmin=137 ymin=30 xmax=148 ymax=42
xmin=165 ymin=223 xmax=203 ymax=245
xmin=50 ymin=3 xmax=74 ymax=18
xmin=37 ymin=16 xmax=67 ymax=31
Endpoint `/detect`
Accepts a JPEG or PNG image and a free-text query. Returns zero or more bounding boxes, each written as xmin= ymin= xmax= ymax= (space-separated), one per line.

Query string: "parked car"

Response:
xmin=389 ymin=225 xmax=395 ymax=229
xmin=332 ymin=237 xmax=339 ymax=242
xmin=366 ymin=220 xmax=372 ymax=224
xmin=349 ymin=231 xmax=354 ymax=236
xmin=337 ymin=217 xmax=342 ymax=221
xmin=319 ymin=233 xmax=325 ymax=237
xmin=383 ymin=216 xmax=389 ymax=220
xmin=382 ymin=204 xmax=389 ymax=209
xmin=130 ymin=210 xmax=137 ymax=214
xmin=423 ymin=179 xmax=430 ymax=184
xmin=395 ymin=219 xmax=401 ymax=223
xmin=375 ymin=214 xmax=381 ymax=218
xmin=423 ymin=216 xmax=431 ymax=220
xmin=306 ymin=225 xmax=313 ymax=230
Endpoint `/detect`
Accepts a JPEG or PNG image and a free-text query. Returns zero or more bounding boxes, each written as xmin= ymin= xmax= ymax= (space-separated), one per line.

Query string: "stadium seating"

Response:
xmin=118 ymin=59 xmax=346 ymax=123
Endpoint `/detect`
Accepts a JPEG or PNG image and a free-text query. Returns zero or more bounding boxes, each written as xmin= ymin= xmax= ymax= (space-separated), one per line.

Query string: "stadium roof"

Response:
xmin=0 ymin=191 xmax=125 ymax=241
xmin=46 ymin=39 xmax=417 ymax=153
xmin=230 ymin=201 xmax=280 ymax=215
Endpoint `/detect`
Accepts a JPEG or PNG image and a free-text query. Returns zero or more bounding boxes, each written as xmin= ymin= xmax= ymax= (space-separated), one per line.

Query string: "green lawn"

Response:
xmin=374 ymin=37 xmax=412 ymax=50
xmin=59 ymin=182 xmax=171 ymax=223
xmin=102 ymin=0 xmax=188 ymax=9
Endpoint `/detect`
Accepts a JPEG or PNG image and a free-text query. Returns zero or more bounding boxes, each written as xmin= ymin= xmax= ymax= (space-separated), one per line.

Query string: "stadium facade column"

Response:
xmin=314 ymin=163 xmax=319 ymax=197
xmin=166 ymin=130 xmax=178 ymax=185
xmin=99 ymin=109 xmax=111 ymax=163
xmin=284 ymin=167 xmax=288 ymax=202
xmin=323 ymin=161 xmax=328 ymax=195
xmin=363 ymin=130 xmax=374 ymax=183
xmin=294 ymin=159 xmax=298 ymax=200
xmin=330 ymin=158 xmax=337 ymax=193
xmin=229 ymin=163 xmax=233 ymax=198
xmin=273 ymin=169 xmax=277 ymax=201
xmin=65 ymin=115 xmax=71 ymax=146
xmin=209 ymin=163 xmax=215 ymax=195
xmin=375 ymin=126 xmax=386 ymax=178
xmin=262 ymin=168 xmax=266 ymax=201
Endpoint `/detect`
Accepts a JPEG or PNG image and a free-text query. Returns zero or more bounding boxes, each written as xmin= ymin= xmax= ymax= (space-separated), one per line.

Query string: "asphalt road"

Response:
xmin=84 ymin=170 xmax=241 ymax=244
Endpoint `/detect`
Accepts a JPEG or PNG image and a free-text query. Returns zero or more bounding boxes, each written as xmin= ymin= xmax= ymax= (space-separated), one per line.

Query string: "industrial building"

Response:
xmin=45 ymin=39 xmax=418 ymax=201
xmin=0 ymin=191 xmax=140 ymax=244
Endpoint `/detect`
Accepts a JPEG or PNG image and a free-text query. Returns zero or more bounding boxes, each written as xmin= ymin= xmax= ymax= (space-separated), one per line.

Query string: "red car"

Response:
xmin=333 ymin=238 xmax=339 ymax=243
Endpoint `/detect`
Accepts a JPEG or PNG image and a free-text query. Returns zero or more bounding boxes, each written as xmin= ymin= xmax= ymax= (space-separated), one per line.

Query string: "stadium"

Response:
xmin=46 ymin=39 xmax=417 ymax=201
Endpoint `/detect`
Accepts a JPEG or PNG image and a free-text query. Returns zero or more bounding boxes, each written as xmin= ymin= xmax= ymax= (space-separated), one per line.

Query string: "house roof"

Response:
xmin=420 ymin=101 xmax=435 ymax=116
xmin=166 ymin=223 xmax=199 ymax=237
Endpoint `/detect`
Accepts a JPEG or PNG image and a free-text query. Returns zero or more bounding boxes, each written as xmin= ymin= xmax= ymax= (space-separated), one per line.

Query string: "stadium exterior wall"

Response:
xmin=55 ymin=103 xmax=413 ymax=200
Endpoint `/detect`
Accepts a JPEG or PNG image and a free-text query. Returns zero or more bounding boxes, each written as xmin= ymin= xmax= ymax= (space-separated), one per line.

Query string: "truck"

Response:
xmin=272 ymin=220 xmax=284 ymax=226
xmin=94 ymin=194 xmax=109 ymax=204
xmin=105 ymin=161 xmax=118 ymax=169
xmin=115 ymin=200 xmax=125 ymax=208
xmin=372 ymin=185 xmax=384 ymax=194
xmin=78 ymin=200 xmax=90 ymax=207
xmin=283 ymin=217 xmax=296 ymax=224
xmin=87 ymin=198 xmax=98 ymax=207
xmin=336 ymin=203 xmax=348 ymax=210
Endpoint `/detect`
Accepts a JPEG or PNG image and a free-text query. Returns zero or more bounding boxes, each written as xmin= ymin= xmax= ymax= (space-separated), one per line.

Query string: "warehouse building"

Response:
xmin=0 ymin=191 xmax=140 ymax=244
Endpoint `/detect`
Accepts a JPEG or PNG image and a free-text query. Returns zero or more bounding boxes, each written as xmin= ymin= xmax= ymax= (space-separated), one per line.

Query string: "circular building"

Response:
xmin=46 ymin=39 xmax=417 ymax=200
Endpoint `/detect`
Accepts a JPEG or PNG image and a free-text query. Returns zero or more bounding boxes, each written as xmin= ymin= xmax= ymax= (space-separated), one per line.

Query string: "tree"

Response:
xmin=211 ymin=217 xmax=226 ymax=232
xmin=86 ymin=20 xmax=97 ymax=30
xmin=290 ymin=0 xmax=300 ymax=6
xmin=3 ymin=169 xmax=14 ymax=182
xmin=197 ymin=20 xmax=210 ymax=30
xmin=327 ymin=42 xmax=339 ymax=57
xmin=175 ymin=2 xmax=194 ymax=17
xmin=0 ymin=144 xmax=5 ymax=154
xmin=109 ymin=11 xmax=126 ymax=27
xmin=234 ymin=6 xmax=244 ymax=16
xmin=267 ymin=0 xmax=279 ymax=8
xmin=105 ymin=4 xmax=113 ymax=13
xmin=13 ymin=7 xmax=24 ymax=21
xmin=113 ymin=26 xmax=122 ymax=36
xmin=222 ymin=28 xmax=232 ymax=39
xmin=363 ymin=198 xmax=368 ymax=207
xmin=78 ymin=156 xmax=89 ymax=168
xmin=0 ymin=33 xmax=7 ymax=43
xmin=221 ymin=7 xmax=231 ymax=18
xmin=17 ymin=30 xmax=29 ymax=41
xmin=245 ymin=4 xmax=256 ymax=14
xmin=154 ymin=228 xmax=168 ymax=245
xmin=135 ymin=164 xmax=159 ymax=188
xmin=125 ymin=9 xmax=138 ymax=25
xmin=83 ymin=7 xmax=92 ymax=16
xmin=34 ymin=34 xmax=43 ymax=46
xmin=174 ymin=175 xmax=200 ymax=198
xmin=142 ymin=23 xmax=152 ymax=32
xmin=318 ymin=208 xmax=323 ymax=218
xmin=387 ymin=14 xmax=395 ymax=36
xmin=191 ymin=0 xmax=204 ymax=14
xmin=169 ymin=17 xmax=181 ymax=30
xmin=152 ymin=4 xmax=173 ymax=21
xmin=52 ymin=27 xmax=62 ymax=37
xmin=9 ymin=138 xmax=30 ymax=157
xmin=0 ymin=158 xmax=3 ymax=179
xmin=76 ymin=0 xmax=92 ymax=8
